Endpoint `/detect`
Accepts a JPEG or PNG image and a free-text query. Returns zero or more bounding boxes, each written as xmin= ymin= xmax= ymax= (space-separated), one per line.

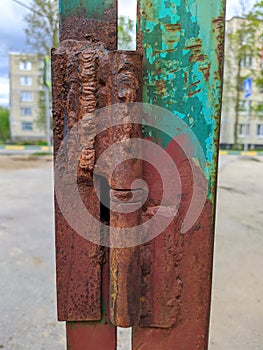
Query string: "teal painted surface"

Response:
xmin=59 ymin=0 xmax=115 ymax=20
xmin=138 ymin=0 xmax=226 ymax=197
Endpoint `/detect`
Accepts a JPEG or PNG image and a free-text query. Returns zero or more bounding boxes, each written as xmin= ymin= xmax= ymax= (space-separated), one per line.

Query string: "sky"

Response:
xmin=0 ymin=0 xmax=258 ymax=107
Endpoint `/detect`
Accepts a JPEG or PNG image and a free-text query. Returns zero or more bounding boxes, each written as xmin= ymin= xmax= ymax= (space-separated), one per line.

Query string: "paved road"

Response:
xmin=0 ymin=146 xmax=52 ymax=156
xmin=0 ymin=157 xmax=65 ymax=350
xmin=0 ymin=155 xmax=262 ymax=349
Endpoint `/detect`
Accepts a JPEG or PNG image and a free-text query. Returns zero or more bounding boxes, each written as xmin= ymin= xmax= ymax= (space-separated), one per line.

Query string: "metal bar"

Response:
xmin=44 ymin=85 xmax=51 ymax=153
xmin=54 ymin=1 xmax=118 ymax=349
xmin=59 ymin=0 xmax=118 ymax=51
xmin=52 ymin=42 xmax=103 ymax=322
xmin=134 ymin=0 xmax=226 ymax=348
xmin=244 ymin=98 xmax=250 ymax=152
xmin=93 ymin=51 xmax=143 ymax=327
xmin=66 ymin=322 xmax=116 ymax=350
xmin=66 ymin=247 xmax=117 ymax=349
xmin=110 ymin=190 xmax=142 ymax=327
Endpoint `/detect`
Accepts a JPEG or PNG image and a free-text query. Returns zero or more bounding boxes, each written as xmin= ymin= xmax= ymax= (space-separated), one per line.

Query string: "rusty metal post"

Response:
xmin=133 ymin=1 xmax=226 ymax=349
xmin=52 ymin=1 xmax=119 ymax=349
xmin=53 ymin=0 xmax=226 ymax=349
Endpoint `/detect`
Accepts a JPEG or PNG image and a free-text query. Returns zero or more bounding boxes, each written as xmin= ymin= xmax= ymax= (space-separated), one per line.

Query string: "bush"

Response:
xmin=0 ymin=107 xmax=11 ymax=143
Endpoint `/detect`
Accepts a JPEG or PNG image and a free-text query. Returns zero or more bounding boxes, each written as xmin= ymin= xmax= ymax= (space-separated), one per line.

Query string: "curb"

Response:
xmin=0 ymin=145 xmax=52 ymax=152
xmin=219 ymin=150 xmax=263 ymax=156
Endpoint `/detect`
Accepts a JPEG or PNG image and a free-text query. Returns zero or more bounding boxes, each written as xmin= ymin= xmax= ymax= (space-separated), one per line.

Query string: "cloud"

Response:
xmin=0 ymin=77 xmax=9 ymax=107
xmin=0 ymin=1 xmax=28 ymax=52
xmin=0 ymin=0 xmax=30 ymax=105
xmin=119 ymin=0 xmax=137 ymax=21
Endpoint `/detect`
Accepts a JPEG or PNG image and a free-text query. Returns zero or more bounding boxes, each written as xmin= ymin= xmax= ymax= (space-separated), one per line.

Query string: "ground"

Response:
xmin=0 ymin=155 xmax=262 ymax=349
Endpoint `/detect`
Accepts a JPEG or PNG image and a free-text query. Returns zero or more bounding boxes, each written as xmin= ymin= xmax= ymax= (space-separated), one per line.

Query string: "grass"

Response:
xmin=31 ymin=152 xmax=52 ymax=157
xmin=0 ymin=107 xmax=11 ymax=142
xmin=16 ymin=140 xmax=48 ymax=146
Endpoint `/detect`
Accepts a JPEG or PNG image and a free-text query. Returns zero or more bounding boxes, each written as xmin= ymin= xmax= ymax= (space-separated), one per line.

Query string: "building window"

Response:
xmin=255 ymin=103 xmax=263 ymax=116
xmin=20 ymin=76 xmax=32 ymax=86
xmin=22 ymin=122 xmax=33 ymax=131
xmin=19 ymin=61 xmax=32 ymax=71
xmin=256 ymin=125 xmax=263 ymax=137
xmin=238 ymin=100 xmax=251 ymax=112
xmin=20 ymin=91 xmax=33 ymax=102
xmin=240 ymin=56 xmax=254 ymax=69
xmin=238 ymin=100 xmax=246 ymax=112
xmin=258 ymin=83 xmax=263 ymax=93
xmin=21 ymin=107 xmax=32 ymax=116
xmin=239 ymin=124 xmax=250 ymax=137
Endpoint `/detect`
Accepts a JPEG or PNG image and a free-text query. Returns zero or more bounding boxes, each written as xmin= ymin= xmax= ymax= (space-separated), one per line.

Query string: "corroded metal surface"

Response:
xmin=67 ymin=322 xmax=116 ymax=350
xmin=66 ymin=247 xmax=116 ymax=349
xmin=52 ymin=40 xmax=105 ymax=321
xmin=54 ymin=0 xmax=226 ymax=348
xmin=93 ymin=51 xmax=143 ymax=327
xmin=54 ymin=0 xmax=143 ymax=331
xmin=59 ymin=0 xmax=117 ymax=51
xmin=95 ymin=51 xmax=143 ymax=189
xmin=110 ymin=190 xmax=142 ymax=327
xmin=133 ymin=0 xmax=226 ymax=348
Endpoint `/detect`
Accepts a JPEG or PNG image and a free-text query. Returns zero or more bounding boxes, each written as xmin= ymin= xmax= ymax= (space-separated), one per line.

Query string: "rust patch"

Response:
xmin=110 ymin=192 xmax=142 ymax=327
xmin=164 ymin=23 xmax=181 ymax=32
xmin=78 ymin=51 xmax=97 ymax=173
xmin=95 ymin=51 xmax=143 ymax=190
xmin=59 ymin=2 xmax=117 ymax=51
xmin=52 ymin=40 xmax=106 ymax=321
xmin=54 ymin=185 xmax=103 ymax=321
xmin=52 ymin=38 xmax=143 ymax=323
xmin=200 ymin=63 xmax=211 ymax=82
xmin=188 ymin=88 xmax=202 ymax=97
xmin=213 ymin=16 xmax=226 ymax=78
xmin=139 ymin=137 xmax=213 ymax=331
xmin=67 ymin=322 xmax=116 ymax=350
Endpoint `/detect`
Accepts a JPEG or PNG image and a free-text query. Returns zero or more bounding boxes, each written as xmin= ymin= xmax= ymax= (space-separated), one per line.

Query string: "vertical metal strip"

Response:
xmin=135 ymin=0 xmax=226 ymax=348
xmin=59 ymin=0 xmax=118 ymax=50
xmin=54 ymin=1 xmax=118 ymax=349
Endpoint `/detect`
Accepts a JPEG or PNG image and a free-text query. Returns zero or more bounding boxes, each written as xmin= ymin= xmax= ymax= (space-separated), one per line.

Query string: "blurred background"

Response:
xmin=0 ymin=0 xmax=262 ymax=349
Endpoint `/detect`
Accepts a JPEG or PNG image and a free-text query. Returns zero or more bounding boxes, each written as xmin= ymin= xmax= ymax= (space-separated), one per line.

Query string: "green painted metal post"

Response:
xmin=133 ymin=0 xmax=226 ymax=349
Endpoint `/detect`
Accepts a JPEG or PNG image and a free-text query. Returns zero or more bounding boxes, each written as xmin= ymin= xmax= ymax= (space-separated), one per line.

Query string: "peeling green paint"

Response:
xmin=138 ymin=0 xmax=226 ymax=197
xmin=59 ymin=0 xmax=115 ymax=21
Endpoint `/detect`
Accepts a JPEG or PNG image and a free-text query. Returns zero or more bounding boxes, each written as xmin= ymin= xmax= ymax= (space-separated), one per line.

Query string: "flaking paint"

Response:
xmin=59 ymin=0 xmax=115 ymax=20
xmin=139 ymin=0 xmax=226 ymax=198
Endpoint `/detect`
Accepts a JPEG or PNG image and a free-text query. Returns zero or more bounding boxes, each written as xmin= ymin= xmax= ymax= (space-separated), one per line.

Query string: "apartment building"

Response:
xmin=9 ymin=53 xmax=45 ymax=141
xmin=220 ymin=17 xmax=263 ymax=149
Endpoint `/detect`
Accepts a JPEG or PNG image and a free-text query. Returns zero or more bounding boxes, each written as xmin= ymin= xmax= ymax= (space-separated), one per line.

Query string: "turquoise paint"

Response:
xmin=59 ymin=0 xmax=115 ymax=20
xmin=139 ymin=0 xmax=226 ymax=196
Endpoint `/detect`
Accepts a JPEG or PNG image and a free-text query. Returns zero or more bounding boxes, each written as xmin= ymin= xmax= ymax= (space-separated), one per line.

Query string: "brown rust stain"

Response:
xmin=60 ymin=3 xmax=117 ymax=52
xmin=52 ymin=40 xmax=106 ymax=321
xmin=78 ymin=51 xmax=97 ymax=173
xmin=138 ymin=136 xmax=214 ymax=333
xmin=164 ymin=23 xmax=181 ymax=32
xmin=212 ymin=15 xmax=226 ymax=78
xmin=53 ymin=40 xmax=143 ymax=325
xmin=67 ymin=321 xmax=116 ymax=350
xmin=200 ymin=63 xmax=211 ymax=82
xmin=95 ymin=51 xmax=143 ymax=190
xmin=188 ymin=88 xmax=202 ymax=97
xmin=184 ymin=39 xmax=208 ymax=63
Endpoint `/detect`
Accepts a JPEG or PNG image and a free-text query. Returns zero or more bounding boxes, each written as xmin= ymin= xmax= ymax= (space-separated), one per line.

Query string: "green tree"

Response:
xmin=24 ymin=0 xmax=59 ymax=57
xmin=24 ymin=0 xmax=58 ymax=135
xmin=228 ymin=23 xmax=256 ymax=147
xmin=224 ymin=0 xmax=260 ymax=147
xmin=118 ymin=16 xmax=135 ymax=50
xmin=247 ymin=0 xmax=263 ymax=108
xmin=0 ymin=107 xmax=10 ymax=143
